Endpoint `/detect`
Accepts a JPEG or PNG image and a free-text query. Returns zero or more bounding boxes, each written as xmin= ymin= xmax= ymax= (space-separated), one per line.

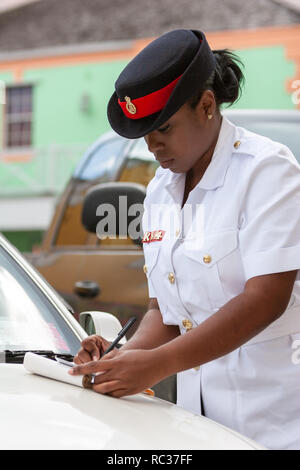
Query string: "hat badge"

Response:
xmin=125 ymin=96 xmax=137 ymax=115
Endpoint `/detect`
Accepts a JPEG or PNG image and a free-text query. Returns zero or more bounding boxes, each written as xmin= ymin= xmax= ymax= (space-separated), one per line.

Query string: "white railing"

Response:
xmin=0 ymin=143 xmax=88 ymax=196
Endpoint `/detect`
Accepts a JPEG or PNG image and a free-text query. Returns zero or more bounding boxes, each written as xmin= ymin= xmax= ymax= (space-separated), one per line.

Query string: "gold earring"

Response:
xmin=207 ymin=114 xmax=213 ymax=120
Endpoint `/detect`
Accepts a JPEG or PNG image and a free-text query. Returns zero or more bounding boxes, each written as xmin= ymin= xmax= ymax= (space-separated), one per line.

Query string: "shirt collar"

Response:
xmin=195 ymin=116 xmax=237 ymax=190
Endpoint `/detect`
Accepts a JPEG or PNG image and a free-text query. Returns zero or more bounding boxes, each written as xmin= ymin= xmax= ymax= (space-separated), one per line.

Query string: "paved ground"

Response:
xmin=0 ymin=0 xmax=299 ymax=51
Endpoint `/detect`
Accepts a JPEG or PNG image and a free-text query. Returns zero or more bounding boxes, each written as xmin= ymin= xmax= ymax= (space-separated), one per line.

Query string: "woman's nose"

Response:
xmin=144 ymin=131 xmax=164 ymax=154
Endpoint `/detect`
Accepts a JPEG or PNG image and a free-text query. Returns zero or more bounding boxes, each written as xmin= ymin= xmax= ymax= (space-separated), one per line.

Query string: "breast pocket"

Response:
xmin=143 ymin=244 xmax=161 ymax=280
xmin=183 ymin=230 xmax=239 ymax=309
xmin=143 ymin=243 xmax=166 ymax=309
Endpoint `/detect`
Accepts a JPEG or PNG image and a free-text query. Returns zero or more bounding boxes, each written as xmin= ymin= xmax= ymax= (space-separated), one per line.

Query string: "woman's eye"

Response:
xmin=158 ymin=124 xmax=170 ymax=133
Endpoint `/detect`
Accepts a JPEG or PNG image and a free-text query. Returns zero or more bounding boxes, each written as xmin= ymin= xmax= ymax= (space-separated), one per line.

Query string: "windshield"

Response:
xmin=118 ymin=138 xmax=159 ymax=187
xmin=74 ymin=137 xmax=127 ymax=181
xmin=0 ymin=245 xmax=81 ymax=356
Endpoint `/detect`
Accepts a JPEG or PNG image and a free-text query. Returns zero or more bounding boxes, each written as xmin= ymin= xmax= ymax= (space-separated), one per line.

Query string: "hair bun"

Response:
xmin=213 ymin=49 xmax=245 ymax=106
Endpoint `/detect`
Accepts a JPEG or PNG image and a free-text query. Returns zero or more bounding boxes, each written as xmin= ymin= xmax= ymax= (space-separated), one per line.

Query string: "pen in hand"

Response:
xmin=68 ymin=316 xmax=154 ymax=395
xmin=79 ymin=316 xmax=136 ymax=386
xmin=102 ymin=316 xmax=136 ymax=356
xmin=101 ymin=316 xmax=154 ymax=396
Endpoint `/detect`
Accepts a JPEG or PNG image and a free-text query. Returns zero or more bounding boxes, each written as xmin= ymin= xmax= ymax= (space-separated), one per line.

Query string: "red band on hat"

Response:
xmin=118 ymin=74 xmax=182 ymax=120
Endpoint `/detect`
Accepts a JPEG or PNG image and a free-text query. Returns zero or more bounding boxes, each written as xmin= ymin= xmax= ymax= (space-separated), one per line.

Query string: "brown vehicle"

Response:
xmin=28 ymin=132 xmax=159 ymax=334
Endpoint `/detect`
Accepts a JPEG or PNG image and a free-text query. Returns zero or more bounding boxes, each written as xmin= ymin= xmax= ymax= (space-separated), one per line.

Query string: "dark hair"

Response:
xmin=189 ymin=49 xmax=245 ymax=109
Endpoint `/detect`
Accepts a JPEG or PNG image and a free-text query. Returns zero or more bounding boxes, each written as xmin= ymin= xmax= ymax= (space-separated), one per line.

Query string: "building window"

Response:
xmin=5 ymin=85 xmax=32 ymax=148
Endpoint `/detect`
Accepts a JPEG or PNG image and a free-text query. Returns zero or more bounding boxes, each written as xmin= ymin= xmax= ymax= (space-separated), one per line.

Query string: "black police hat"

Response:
xmin=107 ymin=29 xmax=216 ymax=139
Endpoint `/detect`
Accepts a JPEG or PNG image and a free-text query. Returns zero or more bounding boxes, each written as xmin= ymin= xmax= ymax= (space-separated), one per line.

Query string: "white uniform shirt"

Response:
xmin=142 ymin=116 xmax=300 ymax=450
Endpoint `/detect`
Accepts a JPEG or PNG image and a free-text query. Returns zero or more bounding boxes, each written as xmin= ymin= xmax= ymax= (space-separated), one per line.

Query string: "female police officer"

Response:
xmin=69 ymin=30 xmax=300 ymax=449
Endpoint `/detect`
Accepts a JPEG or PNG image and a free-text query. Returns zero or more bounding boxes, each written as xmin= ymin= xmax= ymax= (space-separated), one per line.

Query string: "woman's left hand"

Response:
xmin=68 ymin=348 xmax=167 ymax=397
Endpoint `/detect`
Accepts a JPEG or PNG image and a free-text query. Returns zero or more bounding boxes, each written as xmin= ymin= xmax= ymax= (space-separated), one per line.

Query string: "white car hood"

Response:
xmin=0 ymin=364 xmax=264 ymax=450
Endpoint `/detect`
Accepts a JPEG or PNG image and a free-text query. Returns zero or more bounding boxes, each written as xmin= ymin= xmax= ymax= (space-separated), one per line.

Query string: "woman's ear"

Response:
xmin=195 ymin=89 xmax=217 ymax=121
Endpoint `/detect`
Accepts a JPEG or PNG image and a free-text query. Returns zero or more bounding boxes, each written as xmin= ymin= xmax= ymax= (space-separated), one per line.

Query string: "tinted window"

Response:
xmin=75 ymin=137 xmax=126 ymax=181
xmin=119 ymin=139 xmax=159 ymax=186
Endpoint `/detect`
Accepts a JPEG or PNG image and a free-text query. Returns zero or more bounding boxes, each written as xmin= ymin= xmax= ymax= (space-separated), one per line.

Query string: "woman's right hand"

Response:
xmin=73 ymin=335 xmax=112 ymax=364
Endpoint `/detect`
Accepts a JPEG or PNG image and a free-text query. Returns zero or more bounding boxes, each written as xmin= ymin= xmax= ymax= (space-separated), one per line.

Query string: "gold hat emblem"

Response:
xmin=125 ymin=96 xmax=137 ymax=115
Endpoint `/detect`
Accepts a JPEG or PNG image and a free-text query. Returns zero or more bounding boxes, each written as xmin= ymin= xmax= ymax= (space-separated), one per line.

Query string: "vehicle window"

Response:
xmin=54 ymin=182 xmax=91 ymax=246
xmin=242 ymin=122 xmax=299 ymax=163
xmin=54 ymin=138 xmax=128 ymax=247
xmin=0 ymin=246 xmax=81 ymax=354
xmin=118 ymin=138 xmax=159 ymax=186
xmin=54 ymin=138 xmax=157 ymax=249
xmin=75 ymin=137 xmax=126 ymax=181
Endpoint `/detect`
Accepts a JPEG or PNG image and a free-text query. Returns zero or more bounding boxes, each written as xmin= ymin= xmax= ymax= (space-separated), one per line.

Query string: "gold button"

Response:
xmin=234 ymin=140 xmax=241 ymax=149
xmin=182 ymin=319 xmax=193 ymax=331
xmin=175 ymin=229 xmax=180 ymax=237
xmin=168 ymin=272 xmax=175 ymax=284
xmin=143 ymin=264 xmax=148 ymax=274
xmin=194 ymin=366 xmax=200 ymax=371
xmin=203 ymin=254 xmax=212 ymax=264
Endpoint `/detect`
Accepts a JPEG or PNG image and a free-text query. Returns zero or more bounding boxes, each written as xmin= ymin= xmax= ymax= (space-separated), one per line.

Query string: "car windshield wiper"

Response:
xmin=1 ymin=350 xmax=74 ymax=364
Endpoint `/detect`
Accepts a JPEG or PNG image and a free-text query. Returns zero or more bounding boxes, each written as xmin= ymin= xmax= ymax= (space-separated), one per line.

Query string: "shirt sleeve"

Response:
xmin=239 ymin=149 xmax=300 ymax=282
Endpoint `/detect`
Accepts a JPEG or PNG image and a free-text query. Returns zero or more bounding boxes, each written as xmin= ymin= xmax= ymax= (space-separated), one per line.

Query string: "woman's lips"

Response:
xmin=159 ymin=158 xmax=174 ymax=168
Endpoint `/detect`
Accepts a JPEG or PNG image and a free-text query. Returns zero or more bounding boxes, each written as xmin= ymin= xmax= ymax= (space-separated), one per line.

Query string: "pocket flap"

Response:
xmin=184 ymin=230 xmax=238 ymax=267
